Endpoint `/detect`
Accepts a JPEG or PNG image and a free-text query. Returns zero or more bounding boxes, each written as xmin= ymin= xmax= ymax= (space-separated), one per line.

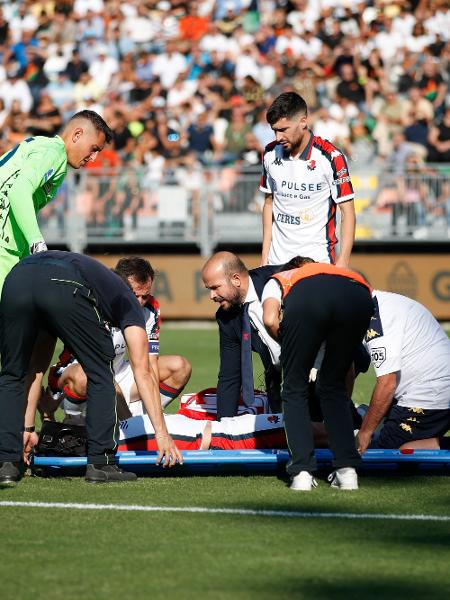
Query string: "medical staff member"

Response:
xmin=0 ymin=251 xmax=182 ymax=484
xmin=0 ymin=110 xmax=112 ymax=292
xmin=358 ymin=290 xmax=450 ymax=452
xmin=202 ymin=251 xmax=283 ymax=419
xmin=260 ymin=92 xmax=355 ymax=267
xmin=47 ymin=257 xmax=192 ymax=420
xmin=262 ymin=257 xmax=373 ymax=491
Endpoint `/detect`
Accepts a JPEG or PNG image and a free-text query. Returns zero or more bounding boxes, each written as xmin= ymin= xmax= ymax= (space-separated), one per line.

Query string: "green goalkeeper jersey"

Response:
xmin=0 ymin=135 xmax=68 ymax=258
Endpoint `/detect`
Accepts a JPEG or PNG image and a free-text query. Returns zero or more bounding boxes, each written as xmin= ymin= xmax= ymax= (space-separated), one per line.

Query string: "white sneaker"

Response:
xmin=290 ymin=471 xmax=318 ymax=491
xmin=328 ymin=467 xmax=358 ymax=490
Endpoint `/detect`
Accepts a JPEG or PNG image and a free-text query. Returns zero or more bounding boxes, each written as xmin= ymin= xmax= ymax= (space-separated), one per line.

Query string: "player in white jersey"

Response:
xmin=117 ymin=412 xmax=287 ymax=452
xmin=358 ymin=290 xmax=450 ymax=452
xmin=42 ymin=257 xmax=191 ymax=421
xmin=260 ymin=92 xmax=355 ymax=267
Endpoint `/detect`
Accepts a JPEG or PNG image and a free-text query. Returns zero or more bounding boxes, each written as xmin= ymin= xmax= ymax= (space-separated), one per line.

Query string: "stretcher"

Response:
xmin=31 ymin=448 xmax=450 ymax=475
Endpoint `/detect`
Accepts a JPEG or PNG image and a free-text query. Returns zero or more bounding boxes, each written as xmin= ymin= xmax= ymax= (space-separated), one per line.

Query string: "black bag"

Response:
xmin=36 ymin=421 xmax=87 ymax=457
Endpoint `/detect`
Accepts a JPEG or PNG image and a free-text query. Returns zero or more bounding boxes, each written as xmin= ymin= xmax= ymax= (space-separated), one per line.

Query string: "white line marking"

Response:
xmin=0 ymin=501 xmax=449 ymax=522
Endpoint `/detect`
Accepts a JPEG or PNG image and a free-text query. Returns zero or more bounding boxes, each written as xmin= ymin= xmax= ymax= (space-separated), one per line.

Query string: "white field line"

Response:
xmin=0 ymin=501 xmax=449 ymax=522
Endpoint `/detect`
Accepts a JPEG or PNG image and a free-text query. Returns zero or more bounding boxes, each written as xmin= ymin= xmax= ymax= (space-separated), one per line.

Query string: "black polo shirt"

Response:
xmin=24 ymin=250 xmax=145 ymax=333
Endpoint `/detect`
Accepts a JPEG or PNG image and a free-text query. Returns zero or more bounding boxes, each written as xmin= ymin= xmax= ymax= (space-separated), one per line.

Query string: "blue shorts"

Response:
xmin=372 ymin=405 xmax=450 ymax=448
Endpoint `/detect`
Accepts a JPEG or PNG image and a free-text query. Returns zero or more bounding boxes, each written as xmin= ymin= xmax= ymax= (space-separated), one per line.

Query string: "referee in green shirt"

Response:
xmin=0 ymin=109 xmax=113 ymax=292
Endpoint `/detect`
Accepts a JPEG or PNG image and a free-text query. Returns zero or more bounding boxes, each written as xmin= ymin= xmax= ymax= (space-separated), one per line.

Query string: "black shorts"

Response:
xmin=372 ymin=404 xmax=450 ymax=448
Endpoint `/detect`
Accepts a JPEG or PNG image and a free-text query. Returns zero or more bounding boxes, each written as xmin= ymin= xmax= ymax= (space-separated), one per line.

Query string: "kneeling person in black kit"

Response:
xmin=0 ymin=250 xmax=182 ymax=484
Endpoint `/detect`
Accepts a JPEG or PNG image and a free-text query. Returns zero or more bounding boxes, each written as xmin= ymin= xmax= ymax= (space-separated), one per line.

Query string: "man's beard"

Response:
xmin=216 ymin=287 xmax=242 ymax=310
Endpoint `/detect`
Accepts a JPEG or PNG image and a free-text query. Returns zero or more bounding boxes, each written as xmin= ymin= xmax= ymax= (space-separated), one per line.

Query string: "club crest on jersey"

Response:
xmin=43 ymin=168 xmax=54 ymax=182
xmin=307 ymin=159 xmax=316 ymax=171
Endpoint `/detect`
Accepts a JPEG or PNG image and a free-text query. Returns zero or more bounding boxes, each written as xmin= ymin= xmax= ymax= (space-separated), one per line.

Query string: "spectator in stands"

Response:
xmin=403 ymin=110 xmax=430 ymax=158
xmin=9 ymin=5 xmax=37 ymax=44
xmin=335 ymin=63 xmax=367 ymax=109
xmin=0 ymin=7 xmax=10 ymax=51
xmin=3 ymin=99 xmax=29 ymax=145
xmin=27 ymin=90 xmax=62 ymax=137
xmin=0 ymin=98 xmax=8 ymax=129
xmin=89 ymin=44 xmax=119 ymax=93
xmin=46 ymin=71 xmax=75 ymax=119
xmin=110 ymin=110 xmax=135 ymax=158
xmin=65 ymin=49 xmax=89 ymax=84
xmin=312 ymin=106 xmax=351 ymax=156
xmin=251 ymin=107 xmax=274 ymax=152
xmin=220 ymin=101 xmax=252 ymax=164
xmin=11 ymin=29 xmax=39 ymax=71
xmin=187 ymin=110 xmax=216 ymax=163
xmin=417 ymin=58 xmax=448 ymax=116
xmin=386 ymin=132 xmax=419 ymax=174
xmin=427 ymin=107 xmax=450 ymax=163
xmin=152 ymin=41 xmax=187 ymax=89
xmin=401 ymin=85 xmax=434 ymax=127
xmin=73 ymin=71 xmax=103 ymax=110
xmin=179 ymin=1 xmax=209 ymax=42
xmin=0 ymin=62 xmax=33 ymax=113
xmin=372 ymin=87 xmax=404 ymax=158
xmin=43 ymin=44 xmax=68 ymax=83
xmin=0 ymin=0 xmax=447 ymax=237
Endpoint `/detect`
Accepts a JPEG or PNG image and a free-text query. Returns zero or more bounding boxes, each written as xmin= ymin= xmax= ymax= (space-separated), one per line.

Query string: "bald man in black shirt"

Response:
xmin=0 ymin=251 xmax=182 ymax=484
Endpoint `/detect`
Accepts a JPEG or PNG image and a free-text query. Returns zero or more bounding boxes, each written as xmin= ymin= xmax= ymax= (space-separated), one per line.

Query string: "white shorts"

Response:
xmin=117 ymin=413 xmax=286 ymax=452
xmin=118 ymin=414 xmax=205 ymax=451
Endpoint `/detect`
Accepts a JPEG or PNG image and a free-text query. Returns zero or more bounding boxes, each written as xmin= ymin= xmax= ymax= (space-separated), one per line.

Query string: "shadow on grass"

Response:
xmin=275 ymin=577 xmax=450 ymax=600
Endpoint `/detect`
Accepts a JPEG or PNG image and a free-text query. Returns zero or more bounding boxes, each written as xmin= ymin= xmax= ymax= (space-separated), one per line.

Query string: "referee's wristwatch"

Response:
xmin=24 ymin=426 xmax=35 ymax=433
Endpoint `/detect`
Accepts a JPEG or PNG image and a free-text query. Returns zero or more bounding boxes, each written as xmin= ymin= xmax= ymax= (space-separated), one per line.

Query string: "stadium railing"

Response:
xmin=38 ymin=163 xmax=450 ymax=254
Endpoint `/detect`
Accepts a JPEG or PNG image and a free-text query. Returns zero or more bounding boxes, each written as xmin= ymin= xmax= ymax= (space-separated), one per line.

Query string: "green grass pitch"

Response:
xmin=0 ymin=327 xmax=449 ymax=600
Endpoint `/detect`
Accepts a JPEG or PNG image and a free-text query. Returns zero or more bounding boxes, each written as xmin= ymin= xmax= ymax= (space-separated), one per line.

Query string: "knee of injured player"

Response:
xmin=160 ymin=355 xmax=192 ymax=387
xmin=58 ymin=363 xmax=88 ymax=399
xmin=172 ymin=355 xmax=192 ymax=387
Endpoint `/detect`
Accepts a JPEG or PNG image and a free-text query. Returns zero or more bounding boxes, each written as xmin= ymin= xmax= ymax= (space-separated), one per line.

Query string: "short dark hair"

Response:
xmin=223 ymin=255 xmax=248 ymax=279
xmin=69 ymin=110 xmax=113 ymax=144
xmin=114 ymin=257 xmax=155 ymax=285
xmin=279 ymin=255 xmax=316 ymax=271
xmin=266 ymin=92 xmax=308 ymax=125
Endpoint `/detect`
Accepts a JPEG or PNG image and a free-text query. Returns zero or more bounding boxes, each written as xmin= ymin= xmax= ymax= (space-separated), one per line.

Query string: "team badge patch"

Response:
xmin=307 ymin=159 xmax=316 ymax=171
xmin=370 ymin=347 xmax=386 ymax=368
xmin=44 ymin=168 xmax=54 ymax=182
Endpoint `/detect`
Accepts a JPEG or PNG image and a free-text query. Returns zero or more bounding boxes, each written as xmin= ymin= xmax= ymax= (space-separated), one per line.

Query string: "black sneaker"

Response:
xmin=85 ymin=463 xmax=137 ymax=483
xmin=0 ymin=461 xmax=21 ymax=484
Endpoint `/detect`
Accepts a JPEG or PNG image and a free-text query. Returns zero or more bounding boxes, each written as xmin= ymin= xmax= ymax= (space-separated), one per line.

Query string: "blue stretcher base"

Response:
xmin=31 ymin=449 xmax=450 ymax=475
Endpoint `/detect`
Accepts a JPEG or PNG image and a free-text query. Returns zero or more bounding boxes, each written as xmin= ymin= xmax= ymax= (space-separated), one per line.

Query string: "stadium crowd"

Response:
xmin=0 ymin=0 xmax=448 ymax=175
xmin=0 ymin=0 xmax=448 ymax=237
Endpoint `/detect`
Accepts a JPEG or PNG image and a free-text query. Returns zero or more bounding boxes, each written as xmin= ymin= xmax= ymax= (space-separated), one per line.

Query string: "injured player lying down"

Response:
xmin=38 ymin=384 xmax=362 ymax=452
